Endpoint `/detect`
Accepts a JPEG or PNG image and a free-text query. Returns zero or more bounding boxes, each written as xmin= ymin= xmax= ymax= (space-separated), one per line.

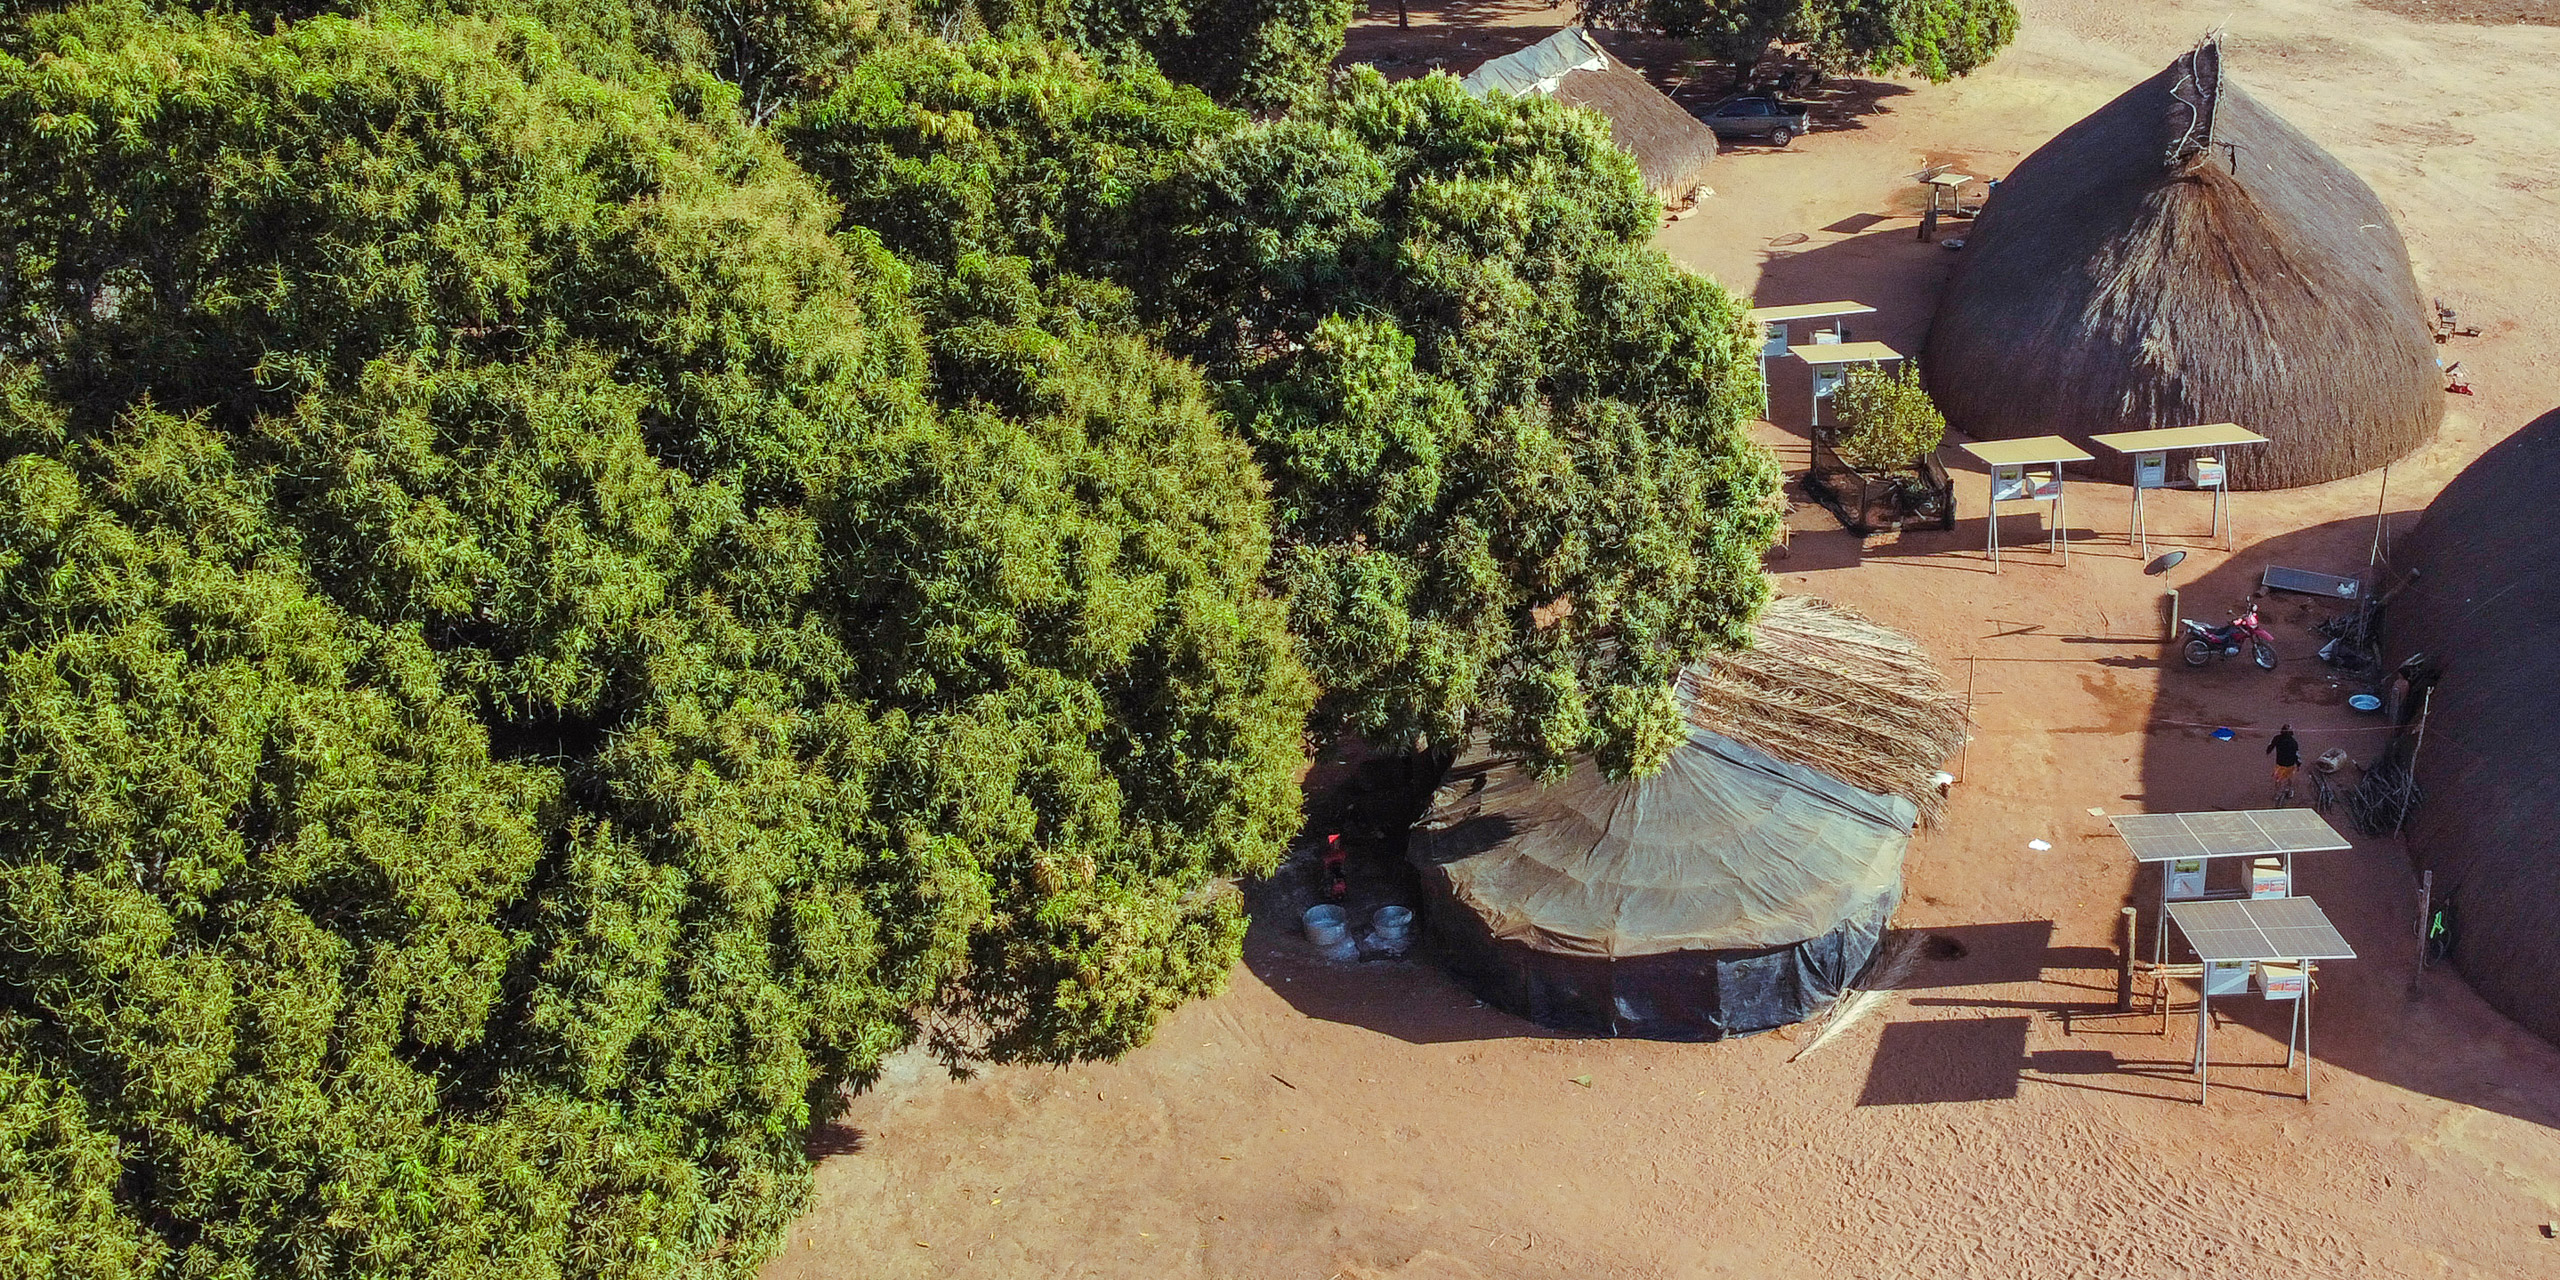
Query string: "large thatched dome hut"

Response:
xmin=1926 ymin=38 xmax=2440 ymax=490
xmin=1407 ymin=598 xmax=1964 ymax=1040
xmin=2381 ymin=408 xmax=2560 ymax=1044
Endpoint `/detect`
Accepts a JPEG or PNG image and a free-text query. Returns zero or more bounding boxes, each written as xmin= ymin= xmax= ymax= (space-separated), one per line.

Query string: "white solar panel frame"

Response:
xmin=2109 ymin=810 xmax=2352 ymax=863
xmin=2166 ymin=897 xmax=2357 ymax=962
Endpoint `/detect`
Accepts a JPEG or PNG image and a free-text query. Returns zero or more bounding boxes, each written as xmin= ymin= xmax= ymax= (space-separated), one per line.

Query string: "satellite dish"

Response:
xmin=2144 ymin=551 xmax=2188 ymax=576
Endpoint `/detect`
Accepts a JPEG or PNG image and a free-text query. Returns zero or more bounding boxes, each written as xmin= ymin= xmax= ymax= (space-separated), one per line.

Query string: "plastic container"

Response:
xmin=2349 ymin=693 xmax=2383 ymax=713
xmin=1302 ymin=905 xmax=1348 ymax=948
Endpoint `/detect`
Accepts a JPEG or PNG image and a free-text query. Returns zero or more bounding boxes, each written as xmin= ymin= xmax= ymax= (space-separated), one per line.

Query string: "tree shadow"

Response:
xmin=1750 ymin=227 xmax=1965 ymax=440
xmin=1857 ymin=1016 xmax=2029 ymax=1104
xmin=1246 ymin=741 xmax=1583 ymax=1045
xmin=2132 ymin=514 xmax=2560 ymax=1129
xmin=1889 ymin=920 xmax=2114 ymax=990
xmin=803 ymin=1124 xmax=868 ymax=1160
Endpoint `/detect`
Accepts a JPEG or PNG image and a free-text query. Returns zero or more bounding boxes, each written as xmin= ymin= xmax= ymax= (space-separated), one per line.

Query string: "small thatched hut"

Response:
xmin=1408 ymin=597 xmax=1965 ymax=1040
xmin=1460 ymin=27 xmax=1717 ymax=202
xmin=2381 ymin=407 xmax=2560 ymax=1045
xmin=1926 ymin=37 xmax=2440 ymax=489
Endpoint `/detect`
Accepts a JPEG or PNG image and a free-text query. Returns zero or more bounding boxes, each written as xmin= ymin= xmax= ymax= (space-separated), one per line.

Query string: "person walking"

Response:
xmin=2267 ymin=725 xmax=2302 ymax=804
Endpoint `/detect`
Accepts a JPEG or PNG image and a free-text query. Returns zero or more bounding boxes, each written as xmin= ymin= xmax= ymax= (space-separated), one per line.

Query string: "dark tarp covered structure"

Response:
xmin=2382 ymin=406 xmax=2560 ymax=1046
xmin=1407 ymin=598 xmax=1964 ymax=1039
xmin=1460 ymin=27 xmax=1717 ymax=202
xmin=1925 ymin=37 xmax=2439 ymax=490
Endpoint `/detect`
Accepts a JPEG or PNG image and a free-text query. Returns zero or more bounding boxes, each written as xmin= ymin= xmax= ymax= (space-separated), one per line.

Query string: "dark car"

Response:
xmin=1703 ymin=96 xmax=1810 ymax=147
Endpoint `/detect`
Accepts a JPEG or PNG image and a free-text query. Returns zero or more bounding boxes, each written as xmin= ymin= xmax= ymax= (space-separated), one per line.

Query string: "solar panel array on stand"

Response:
xmin=2166 ymin=898 xmax=2358 ymax=961
xmin=2109 ymin=810 xmax=2352 ymax=862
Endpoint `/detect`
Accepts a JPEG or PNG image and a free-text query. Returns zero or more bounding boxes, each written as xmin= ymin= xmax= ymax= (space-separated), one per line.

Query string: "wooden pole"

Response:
xmin=2414 ymin=867 xmax=2435 ymax=983
xmin=1956 ymin=656 xmax=1976 ymax=783
xmin=2118 ymin=906 xmax=2138 ymax=1011
xmin=2369 ymin=462 xmax=2391 ymax=569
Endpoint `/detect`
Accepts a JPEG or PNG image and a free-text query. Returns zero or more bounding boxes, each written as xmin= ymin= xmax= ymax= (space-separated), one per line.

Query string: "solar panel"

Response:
xmin=2109 ymin=810 xmax=2352 ymax=862
xmin=2110 ymin=814 xmax=2208 ymax=862
xmin=2166 ymin=898 xmax=2356 ymax=962
xmin=2248 ymin=809 xmax=2353 ymax=851
xmin=2185 ymin=812 xmax=2279 ymax=856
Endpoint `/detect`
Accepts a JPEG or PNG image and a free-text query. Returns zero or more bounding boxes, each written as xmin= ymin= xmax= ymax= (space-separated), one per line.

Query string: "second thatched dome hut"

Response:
xmin=1927 ymin=38 xmax=2440 ymax=490
xmin=2380 ymin=407 xmax=2560 ymax=1045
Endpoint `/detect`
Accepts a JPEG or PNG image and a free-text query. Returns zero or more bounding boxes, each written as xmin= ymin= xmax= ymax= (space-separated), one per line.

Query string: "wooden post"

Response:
xmin=2164 ymin=588 xmax=2180 ymax=643
xmin=2414 ymin=868 xmax=2434 ymax=989
xmin=2118 ymin=906 xmax=2138 ymax=1011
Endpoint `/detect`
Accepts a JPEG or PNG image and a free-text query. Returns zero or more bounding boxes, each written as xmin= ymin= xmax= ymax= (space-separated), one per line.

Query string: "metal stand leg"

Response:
xmin=2155 ymin=864 xmax=2170 ymax=965
xmin=2303 ymin=967 xmax=2315 ymax=1102
xmin=2196 ymin=985 xmax=2211 ymax=1105
xmin=2285 ymin=989 xmax=2299 ymax=1070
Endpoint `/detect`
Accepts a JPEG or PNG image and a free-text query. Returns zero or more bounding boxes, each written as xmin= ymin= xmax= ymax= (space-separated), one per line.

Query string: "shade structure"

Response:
xmin=1461 ymin=27 xmax=1716 ymax=202
xmin=2383 ymin=406 xmax=2560 ymax=1045
xmin=1407 ymin=598 xmax=1963 ymax=1039
xmin=1925 ymin=37 xmax=2439 ymax=490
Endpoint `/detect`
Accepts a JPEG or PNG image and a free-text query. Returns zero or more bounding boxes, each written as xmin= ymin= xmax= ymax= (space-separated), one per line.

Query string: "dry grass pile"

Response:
xmin=1679 ymin=595 xmax=1968 ymax=824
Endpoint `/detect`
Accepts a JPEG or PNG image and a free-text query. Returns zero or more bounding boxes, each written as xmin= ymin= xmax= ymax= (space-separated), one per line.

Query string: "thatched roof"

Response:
xmin=1460 ymin=27 xmax=1716 ymax=202
xmin=1679 ymin=595 xmax=1967 ymax=825
xmin=1925 ymin=37 xmax=2440 ymax=490
xmin=1405 ymin=594 xmax=1963 ymax=963
xmin=2384 ymin=407 xmax=2560 ymax=1045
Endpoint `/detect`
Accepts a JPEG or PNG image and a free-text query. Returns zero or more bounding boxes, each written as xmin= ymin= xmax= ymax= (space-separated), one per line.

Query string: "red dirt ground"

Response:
xmin=766 ymin=2 xmax=2560 ymax=1276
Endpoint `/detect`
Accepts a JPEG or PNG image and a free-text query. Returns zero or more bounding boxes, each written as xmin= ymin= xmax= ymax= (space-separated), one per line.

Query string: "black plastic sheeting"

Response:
xmin=1418 ymin=883 xmax=1895 ymax=1040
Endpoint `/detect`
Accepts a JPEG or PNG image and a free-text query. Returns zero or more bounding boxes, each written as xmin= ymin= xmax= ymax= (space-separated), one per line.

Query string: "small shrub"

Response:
xmin=1831 ymin=364 xmax=1948 ymax=472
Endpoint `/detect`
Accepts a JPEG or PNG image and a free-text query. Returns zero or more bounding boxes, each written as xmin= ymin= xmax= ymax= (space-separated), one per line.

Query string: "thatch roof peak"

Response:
xmin=1458 ymin=27 xmax=1716 ymax=202
xmin=1678 ymin=595 xmax=1965 ymax=824
xmin=1925 ymin=37 xmax=2440 ymax=489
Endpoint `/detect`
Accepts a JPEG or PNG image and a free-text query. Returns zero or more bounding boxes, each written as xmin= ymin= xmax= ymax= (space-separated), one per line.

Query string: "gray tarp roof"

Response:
xmin=1459 ymin=26 xmax=1610 ymax=96
xmin=1410 ymin=724 xmax=1916 ymax=959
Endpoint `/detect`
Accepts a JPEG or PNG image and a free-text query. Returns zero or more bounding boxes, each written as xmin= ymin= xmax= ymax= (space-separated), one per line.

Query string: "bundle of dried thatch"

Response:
xmin=1925 ymin=36 xmax=2439 ymax=490
xmin=1678 ymin=595 xmax=1968 ymax=824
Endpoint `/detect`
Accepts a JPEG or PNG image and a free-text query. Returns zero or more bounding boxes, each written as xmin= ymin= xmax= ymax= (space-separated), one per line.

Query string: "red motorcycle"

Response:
xmin=2180 ymin=604 xmax=2278 ymax=670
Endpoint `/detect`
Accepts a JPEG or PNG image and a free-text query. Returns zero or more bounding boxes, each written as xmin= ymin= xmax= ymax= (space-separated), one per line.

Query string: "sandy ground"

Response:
xmin=764 ymin=2 xmax=2560 ymax=1276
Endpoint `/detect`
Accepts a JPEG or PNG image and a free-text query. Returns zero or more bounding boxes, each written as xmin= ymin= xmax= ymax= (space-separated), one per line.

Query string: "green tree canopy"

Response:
xmin=788 ymin=61 xmax=1781 ymax=778
xmin=956 ymin=0 xmax=1352 ymax=109
xmin=1829 ymin=362 xmax=1948 ymax=472
xmin=1583 ymin=0 xmax=2020 ymax=83
xmin=0 ymin=7 xmax=1306 ymax=1275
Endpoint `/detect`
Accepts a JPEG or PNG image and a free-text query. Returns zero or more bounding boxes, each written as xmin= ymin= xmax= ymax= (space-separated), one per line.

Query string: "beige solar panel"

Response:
xmin=1791 ymin=341 xmax=1903 ymax=365
xmin=1746 ymin=301 xmax=1877 ymax=323
xmin=2088 ymin=423 xmax=2271 ymax=453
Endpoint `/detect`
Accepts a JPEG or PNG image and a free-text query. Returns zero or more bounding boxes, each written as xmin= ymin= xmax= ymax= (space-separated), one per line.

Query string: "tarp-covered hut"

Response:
xmin=1408 ymin=597 xmax=1965 ymax=1040
xmin=1926 ymin=37 xmax=2440 ymax=489
xmin=1460 ymin=27 xmax=1717 ymax=202
xmin=2382 ymin=407 xmax=2560 ymax=1044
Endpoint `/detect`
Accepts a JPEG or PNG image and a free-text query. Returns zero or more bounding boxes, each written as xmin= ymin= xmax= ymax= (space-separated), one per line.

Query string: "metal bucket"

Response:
xmin=1302 ymin=905 xmax=1349 ymax=948
xmin=1365 ymin=905 xmax=1415 ymax=955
